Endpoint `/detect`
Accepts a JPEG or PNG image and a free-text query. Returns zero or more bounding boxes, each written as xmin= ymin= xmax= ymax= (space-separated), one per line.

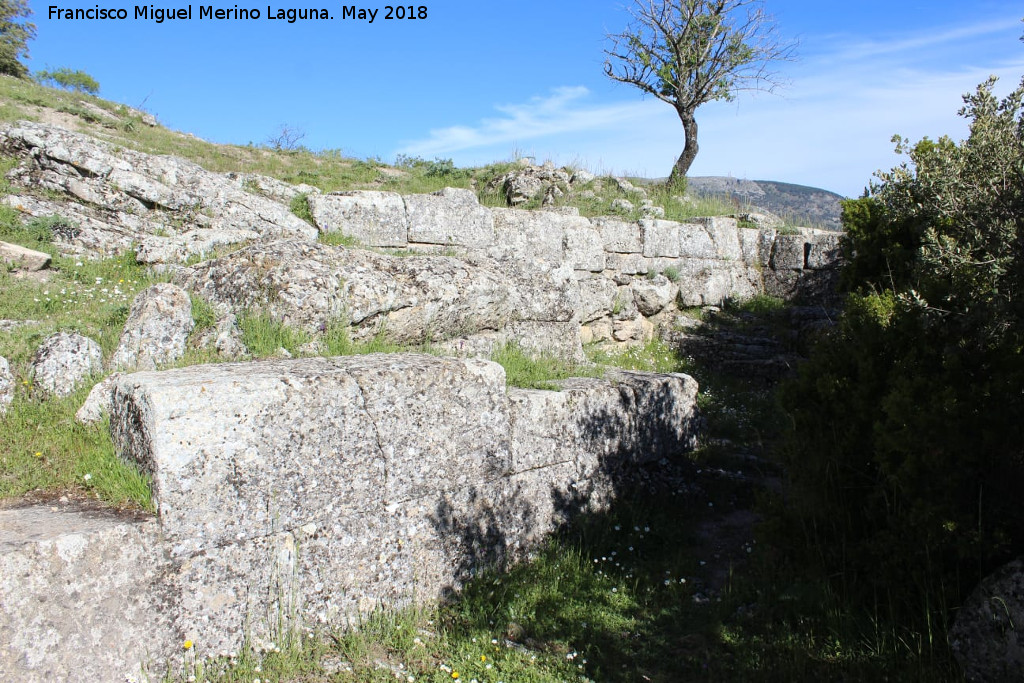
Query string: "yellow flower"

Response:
xmin=480 ymin=655 xmax=486 ymax=662
xmin=33 ymin=452 xmax=42 ymax=458
xmin=183 ymin=640 xmax=193 ymax=650
xmin=451 ymin=673 xmax=459 ymax=680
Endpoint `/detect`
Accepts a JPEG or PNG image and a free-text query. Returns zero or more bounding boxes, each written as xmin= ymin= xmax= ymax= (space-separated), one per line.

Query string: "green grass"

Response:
xmin=236 ymin=312 xmax=311 ymax=358
xmin=0 ymin=387 xmax=152 ymax=510
xmin=489 ymin=341 xmax=600 ymax=390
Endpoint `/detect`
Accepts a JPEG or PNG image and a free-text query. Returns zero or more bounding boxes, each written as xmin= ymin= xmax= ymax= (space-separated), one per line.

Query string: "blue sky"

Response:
xmin=25 ymin=0 xmax=1024 ymax=197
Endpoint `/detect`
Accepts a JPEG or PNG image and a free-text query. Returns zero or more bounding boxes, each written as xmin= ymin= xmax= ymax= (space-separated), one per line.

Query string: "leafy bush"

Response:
xmin=780 ymin=76 xmax=1024 ymax=628
xmin=35 ymin=68 xmax=100 ymax=94
xmin=289 ymin=192 xmax=314 ymax=225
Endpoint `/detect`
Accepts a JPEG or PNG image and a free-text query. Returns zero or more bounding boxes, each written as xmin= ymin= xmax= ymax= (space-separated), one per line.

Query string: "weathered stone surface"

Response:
xmin=631 ymin=275 xmax=678 ymax=316
xmin=0 ymin=122 xmax=316 ymax=262
xmin=806 ymin=231 xmax=843 ymax=269
xmin=0 ymin=356 xmax=12 ymax=414
xmin=951 ymin=557 xmax=1024 ymax=683
xmin=489 ymin=208 xmax=566 ymax=263
xmin=605 ymin=252 xmax=651 ymax=275
xmin=180 ymin=240 xmax=511 ymax=341
xmin=509 ymin=371 xmax=698 ymax=478
xmin=0 ymin=504 xmax=172 ymax=683
xmin=405 ymin=187 xmax=494 ymax=248
xmin=735 ymin=211 xmax=784 ymax=230
xmin=641 ymin=219 xmax=681 ymax=258
xmin=677 ymin=223 xmax=718 ymax=260
xmin=676 ymin=259 xmax=760 ymax=307
xmin=109 ymin=355 xmax=511 ymax=556
xmin=0 ymin=240 xmax=50 ymax=271
xmin=74 ymin=373 xmax=122 ymax=424
xmin=771 ymin=234 xmax=807 ymax=270
xmin=109 ymin=283 xmax=194 ymax=371
xmin=230 ymin=172 xmax=320 ymax=204
xmin=506 ymin=321 xmax=585 ymax=362
xmin=593 ymin=216 xmax=642 ymax=254
xmin=31 ymin=332 xmax=103 ymax=398
xmin=738 ymin=227 xmax=776 ymax=266
xmin=309 ymin=191 xmax=408 ymax=248
xmin=696 ymin=216 xmax=743 ymax=261
xmin=577 ymin=276 xmax=619 ymax=323
xmin=564 ymin=221 xmax=606 ymax=272
xmin=489 ymin=163 xmax=572 ymax=206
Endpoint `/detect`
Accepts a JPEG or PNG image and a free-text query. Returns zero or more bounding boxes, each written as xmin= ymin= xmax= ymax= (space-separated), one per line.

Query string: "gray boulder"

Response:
xmin=31 ymin=332 xmax=103 ymax=397
xmin=951 ymin=557 xmax=1024 ymax=682
xmin=109 ymin=283 xmax=194 ymax=371
xmin=405 ymin=187 xmax=494 ymax=248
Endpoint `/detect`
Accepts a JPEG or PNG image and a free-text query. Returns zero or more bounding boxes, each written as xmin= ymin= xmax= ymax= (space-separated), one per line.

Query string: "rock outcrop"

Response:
xmin=0 ymin=121 xmax=316 ymax=263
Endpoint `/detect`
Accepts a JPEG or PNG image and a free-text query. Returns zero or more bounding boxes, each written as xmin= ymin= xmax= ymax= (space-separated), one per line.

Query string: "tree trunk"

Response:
xmin=668 ymin=109 xmax=699 ymax=186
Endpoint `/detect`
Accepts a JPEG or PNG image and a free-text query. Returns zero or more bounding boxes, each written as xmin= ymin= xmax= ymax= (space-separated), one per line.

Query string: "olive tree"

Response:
xmin=604 ymin=0 xmax=795 ymax=185
xmin=0 ymin=0 xmax=35 ymax=78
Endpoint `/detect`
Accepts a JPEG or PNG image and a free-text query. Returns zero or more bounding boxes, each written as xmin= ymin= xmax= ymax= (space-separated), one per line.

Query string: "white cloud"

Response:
xmin=397 ymin=86 xmax=649 ymax=157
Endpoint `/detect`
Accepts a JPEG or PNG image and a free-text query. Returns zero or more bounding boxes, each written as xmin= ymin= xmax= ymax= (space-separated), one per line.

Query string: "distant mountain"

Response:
xmin=685 ymin=176 xmax=846 ymax=231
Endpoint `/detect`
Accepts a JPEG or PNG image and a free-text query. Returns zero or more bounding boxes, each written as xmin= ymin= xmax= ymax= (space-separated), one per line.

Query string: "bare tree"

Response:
xmin=604 ymin=0 xmax=796 ymax=185
xmin=266 ymin=124 xmax=306 ymax=152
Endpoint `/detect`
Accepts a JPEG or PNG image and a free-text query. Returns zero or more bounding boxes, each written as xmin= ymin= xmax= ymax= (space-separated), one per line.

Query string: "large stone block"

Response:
xmin=0 ymin=240 xmax=50 ymax=271
xmin=806 ymin=232 xmax=843 ymax=269
xmin=696 ymin=216 xmax=743 ymax=261
xmin=0 ymin=505 xmax=173 ymax=683
xmin=738 ymin=227 xmax=776 ymax=267
xmin=405 ymin=187 xmax=495 ymax=249
xmin=489 ymin=208 xmax=566 ymax=263
xmin=309 ymin=191 xmax=409 ymax=247
xmin=641 ymin=219 xmax=681 ymax=258
xmin=592 ymin=216 xmax=642 ymax=254
xmin=770 ymin=234 xmax=807 ymax=270
xmin=677 ymin=222 xmax=718 ymax=259
xmin=109 ymin=355 xmax=512 ymax=556
xmin=564 ymin=221 xmax=606 ymax=272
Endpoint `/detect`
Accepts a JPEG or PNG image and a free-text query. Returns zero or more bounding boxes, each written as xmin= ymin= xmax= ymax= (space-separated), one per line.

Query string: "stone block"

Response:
xmin=564 ymin=221 xmax=606 ymax=272
xmin=0 ymin=505 xmax=173 ymax=683
xmin=405 ymin=187 xmax=495 ymax=249
xmin=806 ymin=232 xmax=843 ymax=269
xmin=309 ymin=191 xmax=408 ymax=247
xmin=641 ymin=219 xmax=681 ymax=258
xmin=677 ymin=222 xmax=718 ymax=259
xmin=109 ymin=355 xmax=512 ymax=556
xmin=592 ymin=216 xmax=642 ymax=254
xmin=771 ymin=234 xmax=807 ymax=270
xmin=489 ymin=208 xmax=566 ymax=263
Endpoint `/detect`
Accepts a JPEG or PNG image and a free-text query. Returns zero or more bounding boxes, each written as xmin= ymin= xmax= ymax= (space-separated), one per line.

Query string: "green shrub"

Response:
xmin=289 ymin=192 xmax=314 ymax=225
xmin=780 ymin=75 xmax=1024 ymax=631
xmin=35 ymin=68 xmax=100 ymax=94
